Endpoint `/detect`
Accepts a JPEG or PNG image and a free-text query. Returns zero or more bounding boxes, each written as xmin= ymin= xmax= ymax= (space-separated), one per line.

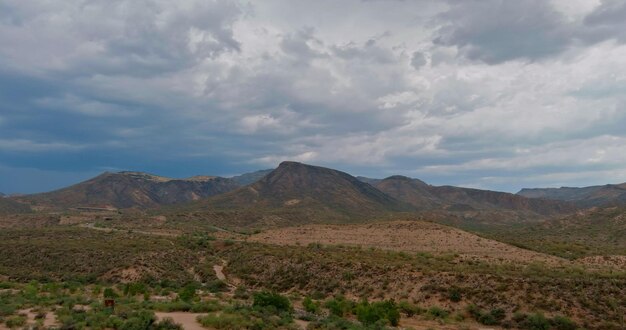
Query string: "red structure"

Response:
xmin=104 ymin=299 xmax=115 ymax=308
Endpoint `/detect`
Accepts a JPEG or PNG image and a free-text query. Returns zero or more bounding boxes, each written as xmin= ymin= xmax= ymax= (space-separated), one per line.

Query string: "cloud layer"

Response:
xmin=1 ymin=0 xmax=625 ymax=193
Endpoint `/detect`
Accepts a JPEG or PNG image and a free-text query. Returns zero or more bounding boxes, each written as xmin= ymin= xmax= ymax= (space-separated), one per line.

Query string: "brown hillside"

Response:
xmin=18 ymin=171 xmax=240 ymax=210
xmin=196 ymin=161 xmax=412 ymax=225
xmin=248 ymin=220 xmax=564 ymax=264
xmin=375 ymin=176 xmax=576 ymax=216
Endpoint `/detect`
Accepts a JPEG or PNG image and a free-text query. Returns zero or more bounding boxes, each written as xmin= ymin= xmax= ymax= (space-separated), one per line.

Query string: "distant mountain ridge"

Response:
xmin=17 ymin=171 xmax=241 ymax=209
xmin=374 ymin=175 xmax=576 ymax=216
xmin=231 ymin=169 xmax=273 ymax=186
xmin=518 ymin=183 xmax=626 ymax=208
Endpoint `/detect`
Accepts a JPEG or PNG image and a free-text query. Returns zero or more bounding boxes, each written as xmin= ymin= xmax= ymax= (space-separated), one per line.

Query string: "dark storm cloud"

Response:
xmin=433 ymin=0 xmax=572 ymax=64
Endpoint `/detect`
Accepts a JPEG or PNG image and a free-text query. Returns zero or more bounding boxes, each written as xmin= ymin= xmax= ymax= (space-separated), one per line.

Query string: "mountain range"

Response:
xmin=1 ymin=161 xmax=586 ymax=228
xmin=373 ymin=175 xmax=575 ymax=216
xmin=192 ymin=161 xmax=412 ymax=225
xmin=518 ymin=183 xmax=626 ymax=208
xmin=14 ymin=171 xmax=240 ymax=210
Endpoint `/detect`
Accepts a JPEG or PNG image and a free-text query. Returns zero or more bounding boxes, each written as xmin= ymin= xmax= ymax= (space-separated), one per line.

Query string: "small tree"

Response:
xmin=252 ymin=291 xmax=291 ymax=312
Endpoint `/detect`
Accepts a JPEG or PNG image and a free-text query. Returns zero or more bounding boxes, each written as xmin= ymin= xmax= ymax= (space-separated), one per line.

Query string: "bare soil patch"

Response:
xmin=249 ymin=220 xmax=564 ymax=264
xmin=155 ymin=312 xmax=205 ymax=330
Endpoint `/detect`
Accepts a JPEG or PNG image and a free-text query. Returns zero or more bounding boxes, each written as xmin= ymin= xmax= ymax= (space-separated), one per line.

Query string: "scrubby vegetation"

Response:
xmin=0 ymin=224 xmax=624 ymax=329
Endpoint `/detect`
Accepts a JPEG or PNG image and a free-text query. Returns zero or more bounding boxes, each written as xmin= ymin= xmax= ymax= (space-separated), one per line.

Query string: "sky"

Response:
xmin=1 ymin=0 xmax=626 ymax=194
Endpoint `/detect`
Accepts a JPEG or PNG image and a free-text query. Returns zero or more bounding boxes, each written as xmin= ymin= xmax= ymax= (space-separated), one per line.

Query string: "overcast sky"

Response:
xmin=1 ymin=0 xmax=626 ymax=194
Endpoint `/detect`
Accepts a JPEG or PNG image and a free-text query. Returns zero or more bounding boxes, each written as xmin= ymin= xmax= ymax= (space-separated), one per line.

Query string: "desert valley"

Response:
xmin=2 ymin=1 xmax=626 ymax=329
xmin=0 ymin=161 xmax=624 ymax=330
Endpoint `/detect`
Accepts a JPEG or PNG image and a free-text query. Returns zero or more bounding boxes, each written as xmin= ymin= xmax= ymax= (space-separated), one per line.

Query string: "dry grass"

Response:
xmin=248 ymin=220 xmax=565 ymax=265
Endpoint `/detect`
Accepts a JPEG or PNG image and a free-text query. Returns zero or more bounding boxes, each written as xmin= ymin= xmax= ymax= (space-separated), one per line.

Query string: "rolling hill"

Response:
xmin=16 ymin=171 xmax=241 ymax=210
xmin=477 ymin=205 xmax=626 ymax=260
xmin=0 ymin=197 xmax=32 ymax=215
xmin=374 ymin=175 xmax=576 ymax=216
xmin=518 ymin=183 xmax=626 ymax=208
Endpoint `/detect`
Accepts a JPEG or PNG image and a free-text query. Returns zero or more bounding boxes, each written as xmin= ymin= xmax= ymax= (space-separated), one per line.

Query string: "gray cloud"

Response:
xmin=1 ymin=0 xmax=626 ymax=193
xmin=410 ymin=51 xmax=427 ymax=69
xmin=433 ymin=0 xmax=572 ymax=64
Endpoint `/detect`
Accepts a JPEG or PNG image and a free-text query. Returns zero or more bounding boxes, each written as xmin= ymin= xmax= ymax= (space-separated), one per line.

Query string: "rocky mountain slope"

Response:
xmin=17 ymin=171 xmax=240 ymax=209
xmin=194 ymin=161 xmax=412 ymax=225
xmin=518 ymin=183 xmax=626 ymax=208
xmin=230 ymin=169 xmax=272 ymax=186
xmin=0 ymin=197 xmax=32 ymax=215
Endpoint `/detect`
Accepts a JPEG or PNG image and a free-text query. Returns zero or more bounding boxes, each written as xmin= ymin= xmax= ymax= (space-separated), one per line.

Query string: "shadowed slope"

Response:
xmin=18 ymin=171 xmax=240 ymax=210
xmin=375 ymin=176 xmax=576 ymax=216
xmin=518 ymin=183 xmax=626 ymax=208
xmin=196 ymin=161 xmax=412 ymax=226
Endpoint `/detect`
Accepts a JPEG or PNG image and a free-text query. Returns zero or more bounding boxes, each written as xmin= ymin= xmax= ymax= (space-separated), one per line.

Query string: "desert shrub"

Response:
xmin=490 ymin=308 xmax=506 ymax=321
xmin=551 ymin=315 xmax=577 ymax=330
xmin=523 ymin=313 xmax=550 ymax=330
xmin=479 ymin=313 xmax=498 ymax=325
xmin=206 ymin=280 xmax=228 ymax=293
xmin=233 ymin=286 xmax=249 ymax=299
xmin=427 ymin=306 xmax=449 ymax=319
xmin=324 ymin=295 xmax=353 ymax=317
xmin=124 ymin=283 xmax=147 ymax=296
xmin=151 ymin=317 xmax=183 ymax=330
xmin=467 ymin=304 xmax=482 ymax=319
xmin=4 ymin=315 xmax=27 ymax=328
xmin=103 ymin=287 xmax=118 ymax=299
xmin=178 ymin=232 xmax=215 ymax=250
xmin=178 ymin=283 xmax=198 ymax=302
xmin=252 ymin=291 xmax=291 ymax=312
xmin=190 ymin=301 xmax=223 ymax=313
xmin=398 ymin=301 xmax=423 ymax=317
xmin=448 ymin=286 xmax=462 ymax=302
xmin=198 ymin=313 xmax=251 ymax=329
xmin=153 ymin=301 xmax=192 ymax=312
xmin=303 ymin=297 xmax=321 ymax=314
xmin=308 ymin=315 xmax=364 ymax=330
xmin=0 ymin=302 xmax=16 ymax=317
xmin=355 ymin=300 xmax=400 ymax=326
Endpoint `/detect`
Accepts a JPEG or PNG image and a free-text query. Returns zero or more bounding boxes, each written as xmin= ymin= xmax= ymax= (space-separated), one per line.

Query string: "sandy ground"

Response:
xmin=0 ymin=309 xmax=58 ymax=330
xmin=248 ymin=220 xmax=564 ymax=264
xmin=213 ymin=265 xmax=226 ymax=281
xmin=155 ymin=312 xmax=205 ymax=330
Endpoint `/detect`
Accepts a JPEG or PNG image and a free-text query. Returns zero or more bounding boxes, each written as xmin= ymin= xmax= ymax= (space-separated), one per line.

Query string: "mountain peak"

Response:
xmin=383 ymin=175 xmax=413 ymax=181
xmin=205 ymin=161 xmax=410 ymax=225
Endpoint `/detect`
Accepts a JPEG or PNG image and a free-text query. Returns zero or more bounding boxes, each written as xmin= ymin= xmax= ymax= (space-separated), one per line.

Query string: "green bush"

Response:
xmin=303 ymin=297 xmax=320 ymax=314
xmin=197 ymin=313 xmax=251 ymax=329
xmin=5 ymin=315 xmax=27 ymax=328
xmin=552 ymin=315 xmax=577 ymax=330
xmin=152 ymin=317 xmax=183 ymax=330
xmin=252 ymin=291 xmax=291 ymax=312
xmin=178 ymin=283 xmax=198 ymax=302
xmin=479 ymin=313 xmax=498 ymax=325
xmin=428 ymin=306 xmax=449 ymax=319
xmin=103 ymin=287 xmax=118 ymax=299
xmin=448 ymin=286 xmax=462 ymax=302
xmin=206 ymin=280 xmax=228 ymax=293
xmin=355 ymin=300 xmax=400 ymax=326
xmin=124 ymin=283 xmax=147 ymax=296
xmin=523 ymin=313 xmax=550 ymax=330
xmin=398 ymin=301 xmax=423 ymax=317
xmin=324 ymin=296 xmax=353 ymax=317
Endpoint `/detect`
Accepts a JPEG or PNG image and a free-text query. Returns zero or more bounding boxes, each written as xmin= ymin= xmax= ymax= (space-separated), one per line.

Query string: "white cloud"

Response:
xmin=0 ymin=139 xmax=85 ymax=152
xmin=1 ymin=0 xmax=626 ymax=191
